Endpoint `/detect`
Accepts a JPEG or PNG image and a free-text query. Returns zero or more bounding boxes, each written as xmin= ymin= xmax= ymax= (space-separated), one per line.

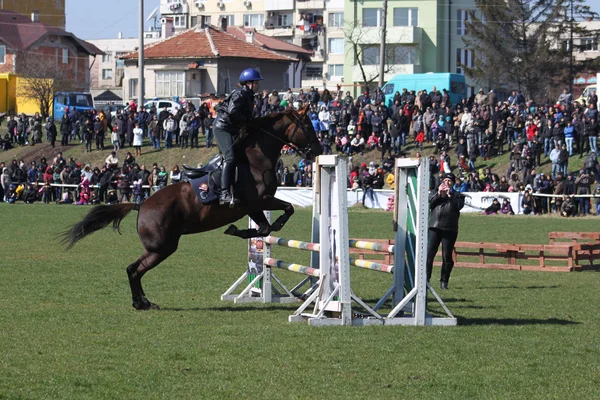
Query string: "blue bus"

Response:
xmin=382 ymin=73 xmax=467 ymax=107
xmin=53 ymin=92 xmax=95 ymax=120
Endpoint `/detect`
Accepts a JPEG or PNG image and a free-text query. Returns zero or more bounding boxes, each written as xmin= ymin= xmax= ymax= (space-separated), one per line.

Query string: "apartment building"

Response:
xmin=88 ymin=36 xmax=159 ymax=105
xmin=0 ymin=0 xmax=65 ymax=29
xmin=159 ymin=0 xmax=345 ymax=90
xmin=343 ymin=0 xmax=479 ymax=97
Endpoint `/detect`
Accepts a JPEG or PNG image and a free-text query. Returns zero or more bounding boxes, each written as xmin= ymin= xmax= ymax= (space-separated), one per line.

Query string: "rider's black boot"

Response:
xmin=220 ymin=162 xmax=237 ymax=205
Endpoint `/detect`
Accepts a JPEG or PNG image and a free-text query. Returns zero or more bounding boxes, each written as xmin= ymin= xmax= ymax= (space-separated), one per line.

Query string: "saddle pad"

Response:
xmin=189 ymin=176 xmax=219 ymax=204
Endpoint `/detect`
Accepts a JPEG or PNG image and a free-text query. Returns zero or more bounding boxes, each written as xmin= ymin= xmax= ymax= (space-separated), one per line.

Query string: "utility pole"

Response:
xmin=568 ymin=0 xmax=574 ymax=95
xmin=139 ymin=0 xmax=145 ymax=108
xmin=378 ymin=0 xmax=388 ymax=89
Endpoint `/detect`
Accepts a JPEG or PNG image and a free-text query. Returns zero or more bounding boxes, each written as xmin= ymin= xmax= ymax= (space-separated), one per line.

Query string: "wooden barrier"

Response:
xmin=355 ymin=232 xmax=600 ymax=273
xmin=548 ymin=232 xmax=600 ymax=245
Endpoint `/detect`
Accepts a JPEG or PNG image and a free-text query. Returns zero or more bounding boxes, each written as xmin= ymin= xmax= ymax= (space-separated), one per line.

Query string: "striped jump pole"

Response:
xmin=350 ymin=259 xmax=394 ymax=274
xmin=264 ymin=236 xmax=321 ymax=252
xmin=349 ymin=240 xmax=395 ymax=254
xmin=266 ymin=236 xmax=394 ymax=255
xmin=264 ymin=258 xmax=321 ymax=278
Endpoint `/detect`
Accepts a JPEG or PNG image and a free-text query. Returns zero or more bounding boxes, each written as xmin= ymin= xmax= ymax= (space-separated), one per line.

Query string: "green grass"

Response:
xmin=1 ymin=205 xmax=600 ymax=399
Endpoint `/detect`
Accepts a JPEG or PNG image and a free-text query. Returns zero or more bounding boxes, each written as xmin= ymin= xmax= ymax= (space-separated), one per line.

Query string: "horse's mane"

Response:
xmin=243 ymin=109 xmax=290 ymax=134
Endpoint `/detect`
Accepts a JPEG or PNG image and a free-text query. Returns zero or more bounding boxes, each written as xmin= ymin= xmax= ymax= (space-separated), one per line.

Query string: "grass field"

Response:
xmin=1 ymin=204 xmax=600 ymax=399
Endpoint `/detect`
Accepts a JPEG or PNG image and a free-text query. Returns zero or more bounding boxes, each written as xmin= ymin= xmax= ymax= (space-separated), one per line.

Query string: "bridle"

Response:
xmin=258 ymin=109 xmax=317 ymax=158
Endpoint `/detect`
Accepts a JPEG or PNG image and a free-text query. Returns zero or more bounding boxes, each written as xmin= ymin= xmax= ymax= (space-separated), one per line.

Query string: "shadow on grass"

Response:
xmin=477 ymin=285 xmax=560 ymax=290
xmin=456 ymin=317 xmax=579 ymax=326
xmin=160 ymin=305 xmax=295 ymax=312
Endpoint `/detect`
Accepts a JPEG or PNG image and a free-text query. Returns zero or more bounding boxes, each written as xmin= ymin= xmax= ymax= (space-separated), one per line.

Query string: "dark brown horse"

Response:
xmin=63 ymin=105 xmax=322 ymax=310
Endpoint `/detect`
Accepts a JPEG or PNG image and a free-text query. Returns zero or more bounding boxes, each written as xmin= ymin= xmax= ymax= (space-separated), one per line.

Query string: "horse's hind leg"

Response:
xmin=126 ymin=250 xmax=170 ymax=310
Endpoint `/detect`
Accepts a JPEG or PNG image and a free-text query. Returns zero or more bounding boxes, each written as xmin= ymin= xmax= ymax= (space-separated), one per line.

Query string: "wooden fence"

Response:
xmin=350 ymin=232 xmax=600 ymax=273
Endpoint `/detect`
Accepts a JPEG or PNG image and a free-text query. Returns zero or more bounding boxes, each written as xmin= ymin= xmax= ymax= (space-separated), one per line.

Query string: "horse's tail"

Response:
xmin=62 ymin=203 xmax=137 ymax=249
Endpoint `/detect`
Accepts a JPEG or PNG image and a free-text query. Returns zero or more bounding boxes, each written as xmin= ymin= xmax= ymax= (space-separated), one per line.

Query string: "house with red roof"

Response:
xmin=0 ymin=10 xmax=102 ymax=114
xmin=0 ymin=10 xmax=101 ymax=89
xmin=121 ymin=24 xmax=309 ymax=101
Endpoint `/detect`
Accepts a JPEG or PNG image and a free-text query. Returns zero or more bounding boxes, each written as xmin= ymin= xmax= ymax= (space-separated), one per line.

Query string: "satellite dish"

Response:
xmin=146 ymin=7 xmax=158 ymax=23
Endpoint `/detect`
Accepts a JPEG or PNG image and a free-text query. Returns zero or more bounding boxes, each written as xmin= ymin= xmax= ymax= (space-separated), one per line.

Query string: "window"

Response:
xmin=457 ymin=9 xmax=470 ymax=36
xmin=362 ymin=8 xmax=382 ymax=27
xmin=392 ymin=46 xmax=416 ymax=64
xmin=62 ymin=48 xmax=69 ymax=64
xmin=174 ymin=15 xmax=187 ymax=28
xmin=221 ymin=15 xmax=235 ymax=27
xmin=305 ymin=65 xmax=323 ymax=79
xmin=456 ymin=48 xmax=473 ymax=74
xmin=244 ymin=14 xmax=264 ymax=28
xmin=362 ymin=46 xmax=379 ymax=65
xmin=328 ymin=64 xmax=343 ymax=77
xmin=0 ymin=45 xmax=5 ymax=64
xmin=393 ymin=8 xmax=418 ymax=27
xmin=102 ymin=54 xmax=113 ymax=63
xmin=129 ymin=79 xmax=138 ymax=98
xmin=276 ymin=13 xmax=291 ymax=27
xmin=115 ymin=52 xmax=126 ymax=69
xmin=328 ymin=12 xmax=344 ymax=28
xmin=155 ymin=71 xmax=185 ymax=97
xmin=328 ymin=38 xmax=344 ymax=54
xmin=383 ymin=84 xmax=394 ymax=95
xmin=102 ymin=69 xmax=113 ymax=80
xmin=582 ymin=38 xmax=598 ymax=52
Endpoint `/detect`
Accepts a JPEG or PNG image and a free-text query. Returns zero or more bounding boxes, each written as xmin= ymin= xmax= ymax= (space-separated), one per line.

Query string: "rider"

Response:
xmin=214 ymin=68 xmax=263 ymax=205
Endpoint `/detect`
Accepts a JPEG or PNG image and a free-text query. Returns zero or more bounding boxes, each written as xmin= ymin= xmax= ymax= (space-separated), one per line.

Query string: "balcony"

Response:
xmin=310 ymin=49 xmax=324 ymax=62
xmin=264 ymin=0 xmax=293 ymax=11
xmin=352 ymin=64 xmax=422 ymax=83
xmin=296 ymin=0 xmax=325 ymax=10
xmin=264 ymin=26 xmax=294 ymax=37
xmin=297 ymin=24 xmax=325 ymax=39
xmin=160 ymin=1 xmax=188 ymax=15
xmin=358 ymin=26 xmax=421 ymax=45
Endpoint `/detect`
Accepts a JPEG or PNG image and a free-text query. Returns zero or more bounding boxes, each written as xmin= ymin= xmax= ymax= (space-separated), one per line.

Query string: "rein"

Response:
xmin=255 ymin=109 xmax=312 ymax=157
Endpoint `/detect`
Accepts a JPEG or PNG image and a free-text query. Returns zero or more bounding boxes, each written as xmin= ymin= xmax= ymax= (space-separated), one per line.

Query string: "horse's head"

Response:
xmin=283 ymin=104 xmax=322 ymax=161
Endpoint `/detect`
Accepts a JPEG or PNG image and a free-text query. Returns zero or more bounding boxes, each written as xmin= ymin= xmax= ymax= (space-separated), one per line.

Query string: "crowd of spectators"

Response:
xmin=1 ymin=84 xmax=599 ymax=215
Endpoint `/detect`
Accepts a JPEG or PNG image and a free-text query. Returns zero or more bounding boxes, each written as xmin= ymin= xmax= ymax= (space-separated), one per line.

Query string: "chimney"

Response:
xmin=161 ymin=17 xmax=174 ymax=39
xmin=245 ymin=29 xmax=255 ymax=44
xmin=31 ymin=10 xmax=39 ymax=23
xmin=220 ymin=17 xmax=227 ymax=32
xmin=118 ymin=32 xmax=123 ymax=39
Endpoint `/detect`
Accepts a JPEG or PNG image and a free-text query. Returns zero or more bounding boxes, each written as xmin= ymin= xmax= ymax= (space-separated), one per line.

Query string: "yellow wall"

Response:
xmin=0 ymin=74 xmax=53 ymax=115
xmin=0 ymin=0 xmax=65 ymax=29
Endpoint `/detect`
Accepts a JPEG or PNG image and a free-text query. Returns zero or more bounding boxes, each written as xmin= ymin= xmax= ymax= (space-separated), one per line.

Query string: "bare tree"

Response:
xmin=17 ymin=53 xmax=74 ymax=118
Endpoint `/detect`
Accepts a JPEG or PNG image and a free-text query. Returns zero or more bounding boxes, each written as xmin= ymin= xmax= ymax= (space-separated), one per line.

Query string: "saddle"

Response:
xmin=182 ymin=154 xmax=223 ymax=179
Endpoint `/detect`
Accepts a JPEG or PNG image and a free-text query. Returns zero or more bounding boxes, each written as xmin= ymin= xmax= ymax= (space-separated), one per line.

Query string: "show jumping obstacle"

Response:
xmin=222 ymin=155 xmax=457 ymax=326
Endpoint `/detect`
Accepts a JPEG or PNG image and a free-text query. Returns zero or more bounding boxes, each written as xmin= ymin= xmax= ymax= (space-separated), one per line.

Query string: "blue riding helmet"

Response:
xmin=239 ymin=68 xmax=264 ymax=83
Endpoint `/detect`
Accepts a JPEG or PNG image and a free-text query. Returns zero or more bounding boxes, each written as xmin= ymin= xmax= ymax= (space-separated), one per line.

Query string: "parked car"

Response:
xmin=143 ymin=99 xmax=181 ymax=114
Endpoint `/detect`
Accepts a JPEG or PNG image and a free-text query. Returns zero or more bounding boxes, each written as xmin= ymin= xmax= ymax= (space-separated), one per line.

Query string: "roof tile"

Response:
xmin=122 ymin=26 xmax=295 ymax=62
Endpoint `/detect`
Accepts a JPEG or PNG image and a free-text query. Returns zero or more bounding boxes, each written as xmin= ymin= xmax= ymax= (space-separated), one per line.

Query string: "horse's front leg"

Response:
xmin=224 ymin=211 xmax=271 ymax=238
xmin=257 ymin=196 xmax=294 ymax=232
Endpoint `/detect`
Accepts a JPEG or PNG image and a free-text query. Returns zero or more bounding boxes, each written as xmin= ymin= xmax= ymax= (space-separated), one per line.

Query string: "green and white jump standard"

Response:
xmin=221 ymin=155 xmax=456 ymax=326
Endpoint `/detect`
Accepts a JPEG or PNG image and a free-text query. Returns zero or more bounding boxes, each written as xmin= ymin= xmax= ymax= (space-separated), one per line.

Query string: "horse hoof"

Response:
xmin=132 ymin=301 xmax=161 ymax=310
xmin=224 ymin=225 xmax=238 ymax=235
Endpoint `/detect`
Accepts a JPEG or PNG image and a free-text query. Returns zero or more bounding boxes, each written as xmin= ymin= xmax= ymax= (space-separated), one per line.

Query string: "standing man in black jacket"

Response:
xmin=426 ymin=172 xmax=465 ymax=289
xmin=214 ymin=68 xmax=263 ymax=205
xmin=60 ymin=114 xmax=71 ymax=146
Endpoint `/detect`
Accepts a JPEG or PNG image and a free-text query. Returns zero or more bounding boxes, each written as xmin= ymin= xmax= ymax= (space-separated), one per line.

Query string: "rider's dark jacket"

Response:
xmin=214 ymin=86 xmax=255 ymax=132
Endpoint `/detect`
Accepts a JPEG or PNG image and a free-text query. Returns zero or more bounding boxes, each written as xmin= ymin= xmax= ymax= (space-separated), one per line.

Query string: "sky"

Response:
xmin=66 ymin=0 xmax=161 ymax=40
xmin=66 ymin=0 xmax=600 ymax=40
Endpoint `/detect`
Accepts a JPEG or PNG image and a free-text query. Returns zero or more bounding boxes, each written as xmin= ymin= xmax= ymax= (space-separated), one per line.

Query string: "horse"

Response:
xmin=62 ymin=105 xmax=322 ymax=310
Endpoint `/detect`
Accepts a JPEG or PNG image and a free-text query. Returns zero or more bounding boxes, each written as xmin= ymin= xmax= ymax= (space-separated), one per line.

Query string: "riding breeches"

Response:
xmin=214 ymin=126 xmax=237 ymax=164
